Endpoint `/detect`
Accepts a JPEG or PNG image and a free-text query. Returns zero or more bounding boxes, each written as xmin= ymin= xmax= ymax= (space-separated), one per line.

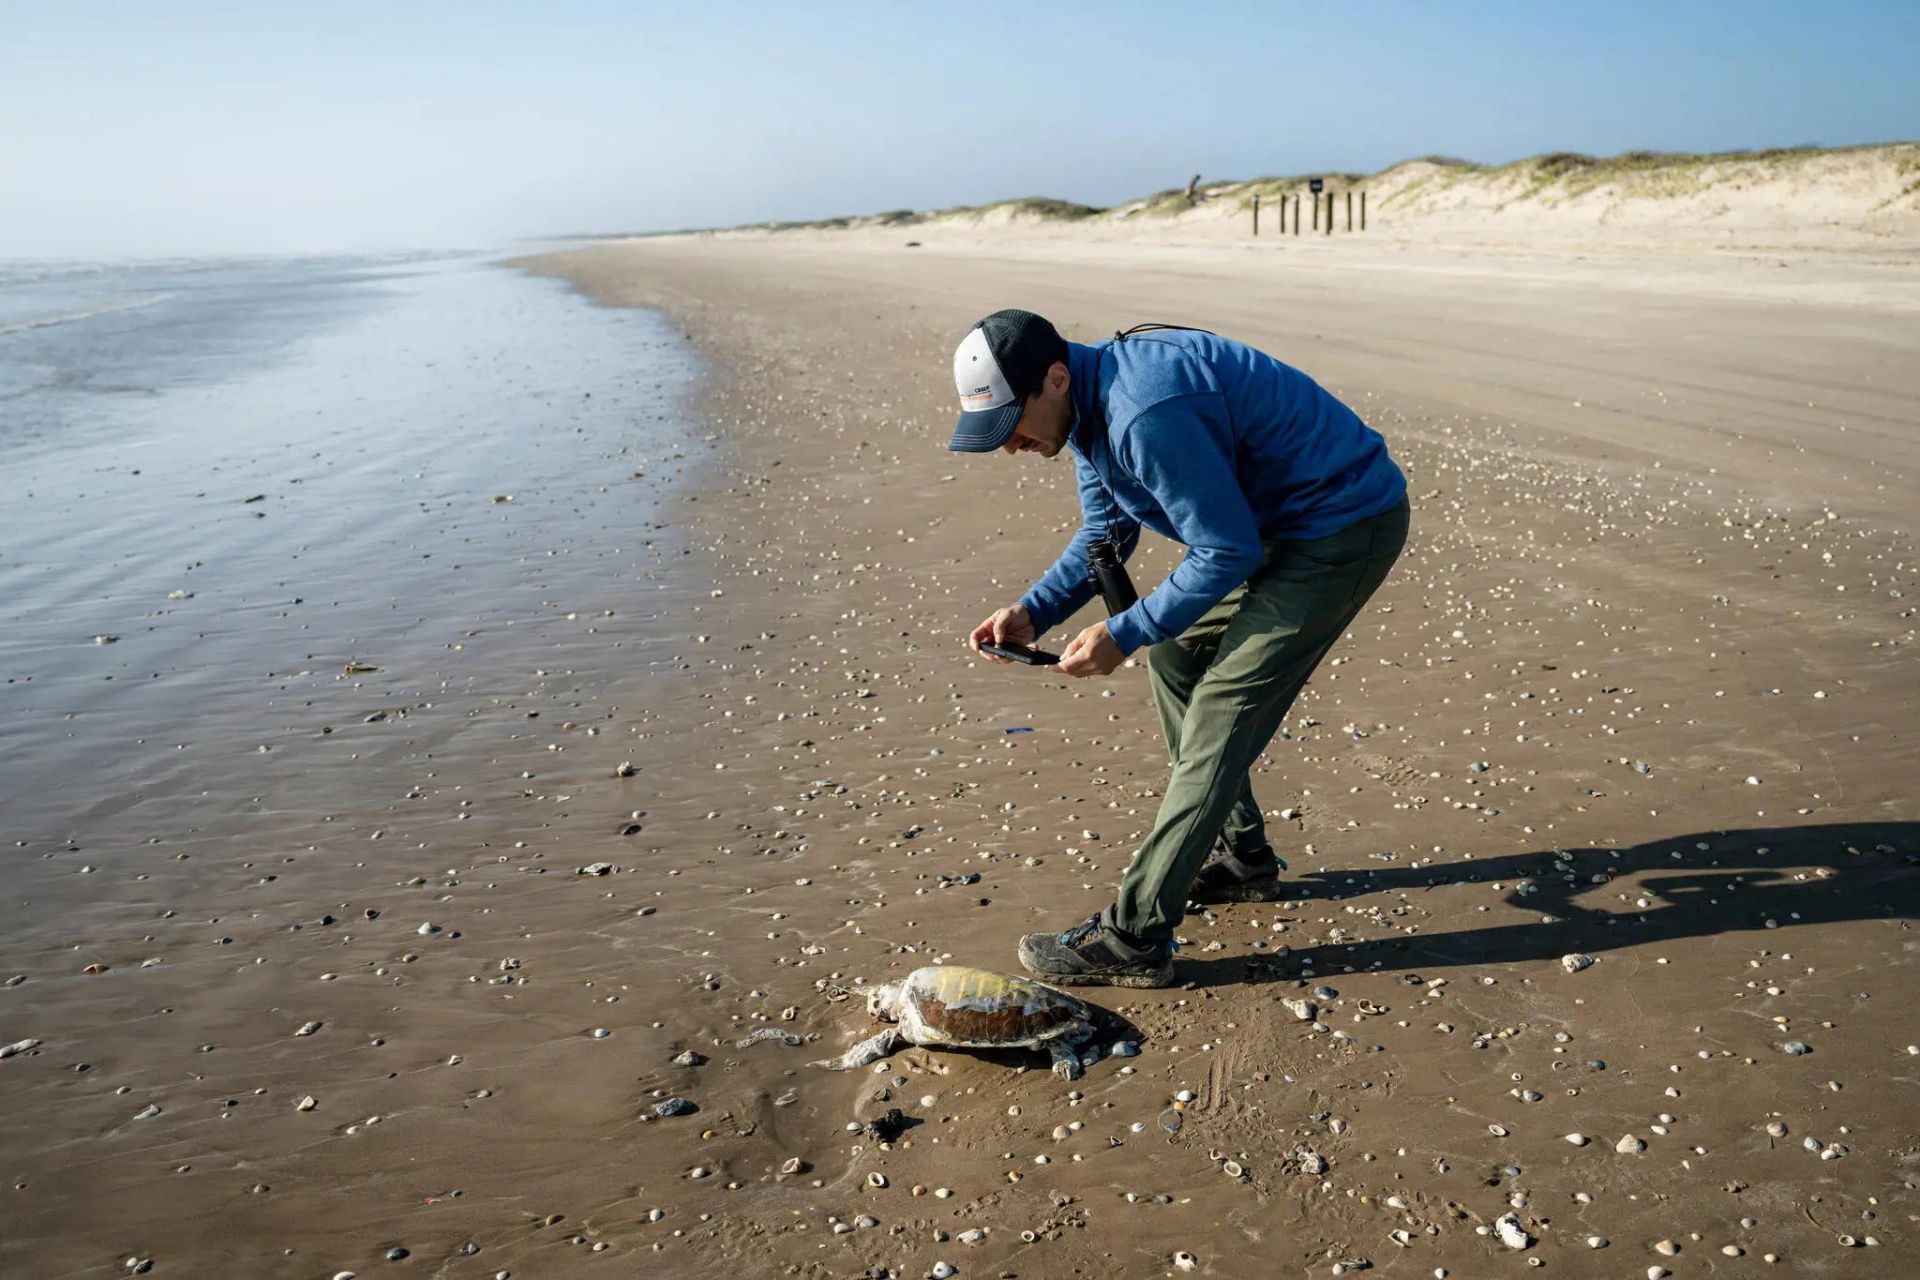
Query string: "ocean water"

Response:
xmin=0 ymin=251 xmax=703 ymax=836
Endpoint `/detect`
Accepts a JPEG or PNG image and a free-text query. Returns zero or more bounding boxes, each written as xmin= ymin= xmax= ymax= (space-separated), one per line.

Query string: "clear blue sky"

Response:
xmin=3 ymin=0 xmax=1915 ymax=257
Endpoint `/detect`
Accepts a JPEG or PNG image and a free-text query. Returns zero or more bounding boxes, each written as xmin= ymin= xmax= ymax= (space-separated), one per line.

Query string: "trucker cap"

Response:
xmin=948 ymin=309 xmax=1065 ymax=452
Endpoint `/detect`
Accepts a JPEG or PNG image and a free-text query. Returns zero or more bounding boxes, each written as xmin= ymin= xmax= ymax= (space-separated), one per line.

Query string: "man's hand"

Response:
xmin=1057 ymin=621 xmax=1125 ymax=678
xmin=970 ymin=604 xmax=1035 ymax=663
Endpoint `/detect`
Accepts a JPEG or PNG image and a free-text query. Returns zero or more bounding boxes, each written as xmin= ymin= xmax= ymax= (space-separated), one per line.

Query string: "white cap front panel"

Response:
xmin=953 ymin=326 xmax=1014 ymax=414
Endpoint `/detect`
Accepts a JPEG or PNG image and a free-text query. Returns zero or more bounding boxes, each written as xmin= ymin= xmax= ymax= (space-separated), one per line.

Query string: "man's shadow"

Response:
xmin=1181 ymin=821 xmax=1918 ymax=987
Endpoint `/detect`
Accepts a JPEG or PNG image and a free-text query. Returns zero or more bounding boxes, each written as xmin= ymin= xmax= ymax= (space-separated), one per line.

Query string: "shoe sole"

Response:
xmin=1016 ymin=936 xmax=1175 ymax=988
xmin=1034 ymin=966 xmax=1176 ymax=989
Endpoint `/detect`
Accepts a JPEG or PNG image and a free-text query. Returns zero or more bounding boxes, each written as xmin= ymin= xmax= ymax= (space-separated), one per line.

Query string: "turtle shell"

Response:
xmin=892 ymin=965 xmax=1093 ymax=1048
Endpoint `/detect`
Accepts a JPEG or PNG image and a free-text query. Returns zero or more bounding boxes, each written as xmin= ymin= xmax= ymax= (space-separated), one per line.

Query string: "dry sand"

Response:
xmin=4 ymin=227 xmax=1917 ymax=1279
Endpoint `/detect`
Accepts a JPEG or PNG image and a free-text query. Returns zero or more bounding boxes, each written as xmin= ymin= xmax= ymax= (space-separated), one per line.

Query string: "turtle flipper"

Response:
xmin=1047 ymin=1039 xmax=1085 ymax=1080
xmin=809 ymin=1029 xmax=902 ymax=1071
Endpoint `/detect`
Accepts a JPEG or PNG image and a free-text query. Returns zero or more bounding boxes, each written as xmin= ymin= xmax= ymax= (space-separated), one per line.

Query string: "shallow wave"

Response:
xmin=0 ymin=293 xmax=168 ymax=336
xmin=0 ymin=250 xmax=479 ymax=288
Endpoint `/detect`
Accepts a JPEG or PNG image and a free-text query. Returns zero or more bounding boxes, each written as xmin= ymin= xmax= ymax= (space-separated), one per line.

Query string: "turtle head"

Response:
xmin=866 ymin=983 xmax=902 ymax=1023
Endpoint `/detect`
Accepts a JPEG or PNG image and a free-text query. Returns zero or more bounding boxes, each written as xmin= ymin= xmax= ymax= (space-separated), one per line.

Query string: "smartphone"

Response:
xmin=981 ymin=639 xmax=1061 ymax=666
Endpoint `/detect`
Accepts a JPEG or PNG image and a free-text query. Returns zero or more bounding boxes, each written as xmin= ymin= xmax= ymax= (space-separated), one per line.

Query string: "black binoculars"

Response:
xmin=1087 ymin=538 xmax=1138 ymax=616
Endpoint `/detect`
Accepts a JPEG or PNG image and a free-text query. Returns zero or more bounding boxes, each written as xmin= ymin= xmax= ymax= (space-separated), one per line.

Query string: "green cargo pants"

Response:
xmin=1109 ymin=498 xmax=1409 ymax=943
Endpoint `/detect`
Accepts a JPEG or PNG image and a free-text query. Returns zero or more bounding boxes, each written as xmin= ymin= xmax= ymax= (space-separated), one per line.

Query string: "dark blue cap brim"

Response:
xmin=947 ymin=399 xmax=1023 ymax=452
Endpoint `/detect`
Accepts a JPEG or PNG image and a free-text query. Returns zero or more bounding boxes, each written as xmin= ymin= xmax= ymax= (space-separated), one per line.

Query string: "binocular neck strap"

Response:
xmin=1112 ymin=322 xmax=1216 ymax=341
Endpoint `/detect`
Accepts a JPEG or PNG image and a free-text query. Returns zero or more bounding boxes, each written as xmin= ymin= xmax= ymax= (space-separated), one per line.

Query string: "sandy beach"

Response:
xmin=513 ymin=229 xmax=1920 ymax=1276
xmin=3 ymin=225 xmax=1916 ymax=1280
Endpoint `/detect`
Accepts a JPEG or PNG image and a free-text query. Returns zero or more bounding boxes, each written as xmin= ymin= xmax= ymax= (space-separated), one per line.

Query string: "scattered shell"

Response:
xmin=931 ymin=1264 xmax=956 ymax=1280
xmin=1222 ymin=1160 xmax=1245 ymax=1179
xmin=296 ymin=1096 xmax=317 ymax=1112
xmin=1564 ymin=1133 xmax=1589 ymax=1146
xmin=1780 ymin=1040 xmax=1812 ymax=1056
xmin=1173 ymin=1254 xmax=1198 ymax=1273
xmin=1495 ymin=1214 xmax=1533 ymax=1250
xmin=867 ymin=1172 xmax=888 ymax=1188
xmin=1587 ymin=1237 xmax=1610 ymax=1249
xmin=1560 ymin=953 xmax=1595 ymax=973
xmin=779 ymin=1157 xmax=805 ymax=1176
xmin=1 ymin=1038 xmax=41 ymax=1059
xmin=1615 ymin=1134 xmax=1646 ymax=1154
xmin=652 ymin=1097 xmax=698 ymax=1118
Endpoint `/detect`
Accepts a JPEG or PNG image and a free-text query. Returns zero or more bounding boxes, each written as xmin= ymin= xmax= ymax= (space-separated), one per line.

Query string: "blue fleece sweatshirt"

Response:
xmin=1018 ymin=332 xmax=1406 ymax=656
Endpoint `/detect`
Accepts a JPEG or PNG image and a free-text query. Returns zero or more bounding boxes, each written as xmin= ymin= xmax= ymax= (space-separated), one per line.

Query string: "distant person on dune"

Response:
xmin=949 ymin=311 xmax=1409 ymax=988
xmin=1184 ymin=173 xmax=1201 ymax=206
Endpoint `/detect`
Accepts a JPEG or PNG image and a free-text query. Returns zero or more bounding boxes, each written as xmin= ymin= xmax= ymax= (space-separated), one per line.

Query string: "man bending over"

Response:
xmin=949 ymin=310 xmax=1409 ymax=988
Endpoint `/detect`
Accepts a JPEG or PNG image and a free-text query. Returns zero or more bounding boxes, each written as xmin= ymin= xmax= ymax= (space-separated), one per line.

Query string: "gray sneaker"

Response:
xmin=1017 ymin=915 xmax=1175 ymax=988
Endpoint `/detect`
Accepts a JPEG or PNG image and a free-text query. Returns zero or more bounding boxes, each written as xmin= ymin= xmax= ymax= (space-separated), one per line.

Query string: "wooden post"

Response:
xmin=1252 ymin=194 xmax=1260 ymax=236
xmin=1360 ymin=190 xmax=1366 ymax=231
xmin=1292 ymin=194 xmax=1300 ymax=235
xmin=1311 ymin=192 xmax=1319 ymax=231
xmin=1346 ymin=190 xmax=1353 ymax=231
xmin=1324 ymin=191 xmax=1332 ymax=235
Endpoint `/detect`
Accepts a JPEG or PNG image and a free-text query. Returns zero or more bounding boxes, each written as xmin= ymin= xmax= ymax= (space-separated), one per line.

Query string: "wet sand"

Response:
xmin=4 ymin=235 xmax=1917 ymax=1278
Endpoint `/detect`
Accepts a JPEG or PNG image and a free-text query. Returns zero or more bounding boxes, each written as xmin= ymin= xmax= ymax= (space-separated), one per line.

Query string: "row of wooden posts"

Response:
xmin=1250 ymin=190 xmax=1365 ymax=235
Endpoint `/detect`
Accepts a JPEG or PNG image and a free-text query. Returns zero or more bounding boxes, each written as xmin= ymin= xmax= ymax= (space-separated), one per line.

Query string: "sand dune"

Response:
xmin=713 ymin=143 xmax=1920 ymax=253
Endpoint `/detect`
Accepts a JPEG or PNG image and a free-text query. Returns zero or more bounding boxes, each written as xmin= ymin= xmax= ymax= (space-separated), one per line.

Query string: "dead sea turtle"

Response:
xmin=810 ymin=965 xmax=1122 ymax=1080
